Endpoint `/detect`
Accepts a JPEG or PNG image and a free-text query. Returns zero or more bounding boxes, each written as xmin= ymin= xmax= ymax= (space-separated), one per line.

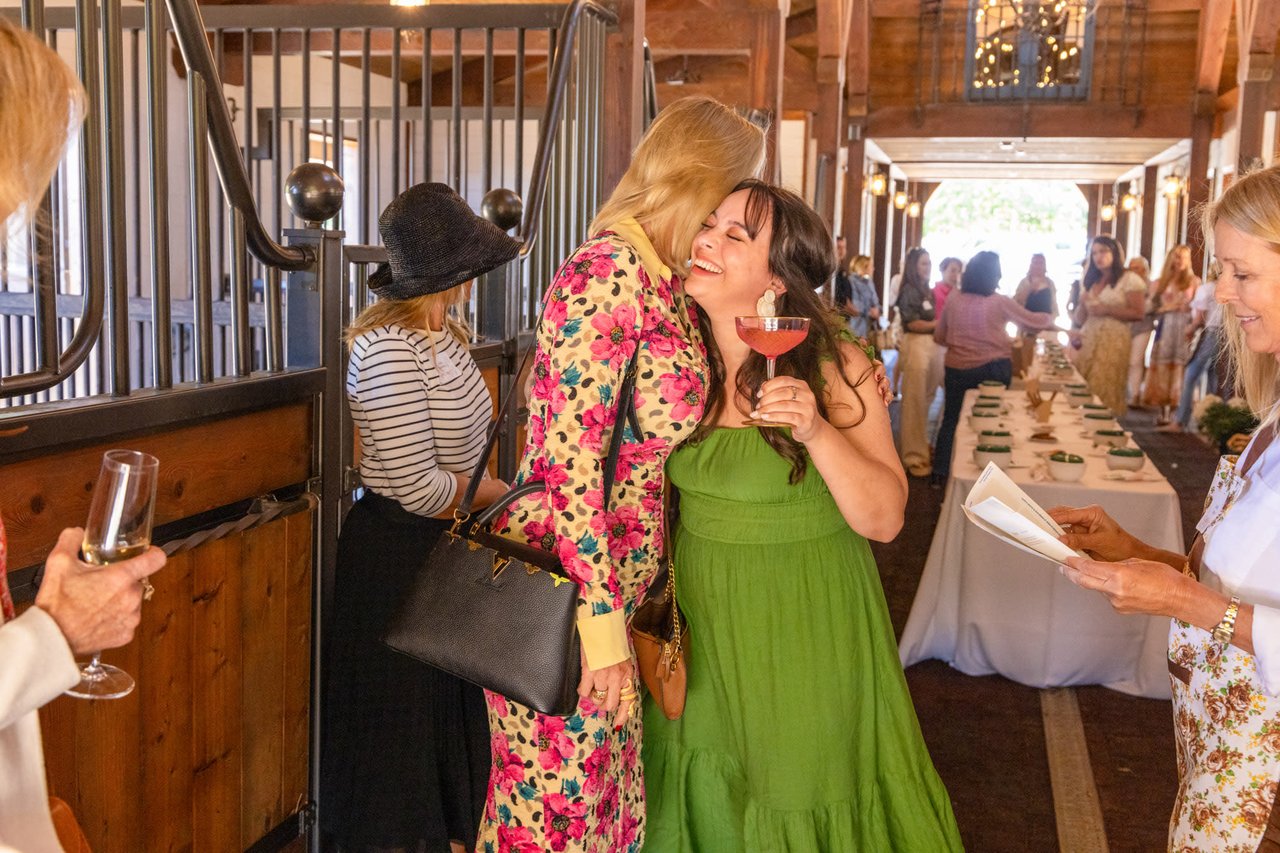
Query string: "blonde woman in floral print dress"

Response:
xmin=476 ymin=96 xmax=764 ymax=853
xmin=1049 ymin=165 xmax=1280 ymax=851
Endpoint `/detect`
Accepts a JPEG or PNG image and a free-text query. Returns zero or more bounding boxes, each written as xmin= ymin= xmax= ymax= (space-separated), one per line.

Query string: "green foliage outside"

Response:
xmin=924 ymin=180 xmax=1088 ymax=236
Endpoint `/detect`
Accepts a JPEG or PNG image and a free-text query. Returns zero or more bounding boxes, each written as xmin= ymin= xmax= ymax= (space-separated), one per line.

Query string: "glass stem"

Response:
xmin=766 ymin=357 xmax=776 ymax=381
xmin=84 ymin=654 xmax=104 ymax=678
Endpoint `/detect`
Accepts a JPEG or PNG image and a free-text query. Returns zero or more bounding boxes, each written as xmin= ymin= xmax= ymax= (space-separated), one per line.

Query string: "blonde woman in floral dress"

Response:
xmin=1049 ymin=164 xmax=1280 ymax=851
xmin=476 ymin=96 xmax=764 ymax=853
xmin=1074 ymin=235 xmax=1146 ymax=415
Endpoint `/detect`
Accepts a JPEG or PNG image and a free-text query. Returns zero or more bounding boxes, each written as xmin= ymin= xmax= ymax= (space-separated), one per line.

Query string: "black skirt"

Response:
xmin=320 ymin=491 xmax=490 ymax=851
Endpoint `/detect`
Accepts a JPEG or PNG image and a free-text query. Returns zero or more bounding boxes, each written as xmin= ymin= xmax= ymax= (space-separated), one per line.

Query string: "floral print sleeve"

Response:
xmin=511 ymin=233 xmax=686 ymax=668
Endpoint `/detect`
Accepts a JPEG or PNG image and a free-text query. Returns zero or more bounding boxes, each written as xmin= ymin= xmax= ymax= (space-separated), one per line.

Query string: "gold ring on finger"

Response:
xmin=140 ymin=578 xmax=155 ymax=602
xmin=791 ymin=386 xmax=798 ymax=400
xmin=591 ymin=688 xmax=608 ymax=701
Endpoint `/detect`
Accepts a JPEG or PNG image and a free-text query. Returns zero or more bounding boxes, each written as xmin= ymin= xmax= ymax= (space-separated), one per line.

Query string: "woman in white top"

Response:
xmin=1049 ymin=164 xmax=1280 ymax=851
xmin=0 ymin=20 xmax=167 ymax=853
xmin=320 ymin=183 xmax=515 ymax=853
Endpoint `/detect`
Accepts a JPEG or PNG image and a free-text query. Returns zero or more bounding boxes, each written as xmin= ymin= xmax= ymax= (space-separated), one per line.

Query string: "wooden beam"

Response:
xmin=1194 ymin=0 xmax=1233 ymax=94
xmin=752 ymin=8 xmax=786 ymax=180
xmin=816 ymin=0 xmax=851 ymax=84
xmin=1187 ymin=101 xmax=1214 ymax=273
xmin=814 ymin=80 xmax=844 ymax=226
xmin=647 ymin=0 xmax=778 ymax=56
xmin=1140 ymin=164 xmax=1159 ymax=262
xmin=844 ymin=135 xmax=866 ymax=251
xmin=602 ymin=0 xmax=644 ymax=198
xmin=867 ymin=103 xmax=1193 ymax=138
xmin=845 ymin=0 xmax=869 ymax=118
xmin=1240 ymin=0 xmax=1280 ymax=54
xmin=1233 ymin=0 xmax=1280 ymax=171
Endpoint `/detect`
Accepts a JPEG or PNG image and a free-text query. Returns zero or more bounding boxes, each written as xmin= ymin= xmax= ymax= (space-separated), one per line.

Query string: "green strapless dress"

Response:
xmin=642 ymin=427 xmax=963 ymax=852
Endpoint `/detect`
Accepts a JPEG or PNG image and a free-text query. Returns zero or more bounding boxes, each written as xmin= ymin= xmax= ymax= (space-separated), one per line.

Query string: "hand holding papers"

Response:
xmin=962 ymin=463 xmax=1084 ymax=564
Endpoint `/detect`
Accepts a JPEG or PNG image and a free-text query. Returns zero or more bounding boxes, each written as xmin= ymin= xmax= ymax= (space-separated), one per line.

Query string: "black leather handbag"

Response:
xmin=382 ymin=347 xmax=641 ymax=716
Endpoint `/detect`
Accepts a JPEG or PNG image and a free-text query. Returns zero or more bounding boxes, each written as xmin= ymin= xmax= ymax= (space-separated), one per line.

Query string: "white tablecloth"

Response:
xmin=898 ymin=385 xmax=1184 ymax=699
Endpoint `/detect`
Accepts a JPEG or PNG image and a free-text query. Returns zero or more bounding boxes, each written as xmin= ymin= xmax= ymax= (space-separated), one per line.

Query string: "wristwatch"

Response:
xmin=1212 ymin=596 xmax=1241 ymax=646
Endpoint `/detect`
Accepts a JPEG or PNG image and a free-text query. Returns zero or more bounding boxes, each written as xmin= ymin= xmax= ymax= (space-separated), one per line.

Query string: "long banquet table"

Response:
xmin=897 ymin=379 xmax=1184 ymax=699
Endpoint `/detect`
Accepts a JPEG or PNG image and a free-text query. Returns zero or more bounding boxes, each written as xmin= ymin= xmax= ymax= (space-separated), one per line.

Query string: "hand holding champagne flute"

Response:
xmin=64 ymin=449 xmax=160 ymax=699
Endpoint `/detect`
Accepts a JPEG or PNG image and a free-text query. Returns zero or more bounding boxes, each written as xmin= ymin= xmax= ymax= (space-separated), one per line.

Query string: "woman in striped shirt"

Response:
xmin=321 ymin=183 xmax=518 ymax=853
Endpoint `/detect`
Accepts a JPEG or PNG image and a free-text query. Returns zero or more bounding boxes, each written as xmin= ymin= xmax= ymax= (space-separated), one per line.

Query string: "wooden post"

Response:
xmin=601 ymin=0 xmax=644 ymax=197
xmin=814 ymin=80 xmax=844 ymax=229
xmin=1188 ymin=98 xmax=1215 ymax=274
xmin=873 ymin=171 xmax=892 ymax=300
xmin=1140 ymin=164 xmax=1158 ymax=263
xmin=1232 ymin=0 xmax=1280 ymax=171
xmin=844 ymin=133 xmax=866 ymax=251
xmin=751 ymin=8 xmax=785 ymax=181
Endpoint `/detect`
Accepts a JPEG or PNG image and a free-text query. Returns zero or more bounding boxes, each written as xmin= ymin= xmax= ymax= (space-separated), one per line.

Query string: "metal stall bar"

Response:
xmin=146 ymin=0 xmax=173 ymax=389
xmin=188 ymin=72 xmax=214 ymax=383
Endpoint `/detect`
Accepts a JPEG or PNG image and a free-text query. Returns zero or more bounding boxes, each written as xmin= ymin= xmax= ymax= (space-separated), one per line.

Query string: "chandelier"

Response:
xmin=971 ymin=0 xmax=1093 ymax=92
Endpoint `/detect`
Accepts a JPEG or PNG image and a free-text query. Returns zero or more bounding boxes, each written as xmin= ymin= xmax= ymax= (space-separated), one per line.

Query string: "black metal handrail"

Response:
xmin=517 ymin=0 xmax=617 ymax=258
xmin=164 ymin=0 xmax=313 ymax=272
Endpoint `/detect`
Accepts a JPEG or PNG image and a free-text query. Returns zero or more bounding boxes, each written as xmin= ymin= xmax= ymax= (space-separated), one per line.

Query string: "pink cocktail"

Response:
xmin=735 ymin=316 xmax=810 ymax=426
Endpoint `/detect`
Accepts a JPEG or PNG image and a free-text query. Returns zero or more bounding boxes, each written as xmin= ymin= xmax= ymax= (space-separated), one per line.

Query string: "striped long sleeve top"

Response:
xmin=346 ymin=324 xmax=492 ymax=517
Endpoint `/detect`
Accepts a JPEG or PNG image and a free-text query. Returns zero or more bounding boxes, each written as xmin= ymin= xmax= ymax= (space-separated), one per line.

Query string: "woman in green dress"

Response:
xmin=642 ymin=180 xmax=963 ymax=851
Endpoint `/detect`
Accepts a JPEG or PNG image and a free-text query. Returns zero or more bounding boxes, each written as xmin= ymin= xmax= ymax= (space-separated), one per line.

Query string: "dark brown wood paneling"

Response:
xmin=1 ymin=403 xmax=312 ymax=570
xmin=39 ymin=511 xmax=314 ymax=853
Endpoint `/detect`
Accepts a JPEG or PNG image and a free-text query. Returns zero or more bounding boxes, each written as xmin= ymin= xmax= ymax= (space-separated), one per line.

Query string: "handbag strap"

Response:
xmin=471 ymin=351 xmax=641 ymax=530
xmin=458 ymin=235 xmax=650 ymax=524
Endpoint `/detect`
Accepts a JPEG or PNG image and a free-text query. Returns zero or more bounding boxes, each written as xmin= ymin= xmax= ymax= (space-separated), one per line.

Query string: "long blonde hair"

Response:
xmin=344 ymin=285 xmax=471 ymax=349
xmin=589 ymin=96 xmax=765 ymax=273
xmin=0 ymin=19 xmax=84 ymax=224
xmin=1202 ymin=166 xmax=1280 ymax=425
xmin=1154 ymin=244 xmax=1195 ymax=296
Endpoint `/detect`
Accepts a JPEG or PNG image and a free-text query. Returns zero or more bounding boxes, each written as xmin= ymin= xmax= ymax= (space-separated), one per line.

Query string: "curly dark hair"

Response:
xmin=689 ymin=179 xmax=873 ymax=482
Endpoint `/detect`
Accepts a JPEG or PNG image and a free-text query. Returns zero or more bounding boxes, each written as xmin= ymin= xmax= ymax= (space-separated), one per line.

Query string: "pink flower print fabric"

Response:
xmin=477 ymin=230 xmax=707 ymax=853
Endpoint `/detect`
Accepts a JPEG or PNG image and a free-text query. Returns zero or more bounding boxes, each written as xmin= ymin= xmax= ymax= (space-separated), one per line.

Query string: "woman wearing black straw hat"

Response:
xmin=320 ymin=182 xmax=518 ymax=853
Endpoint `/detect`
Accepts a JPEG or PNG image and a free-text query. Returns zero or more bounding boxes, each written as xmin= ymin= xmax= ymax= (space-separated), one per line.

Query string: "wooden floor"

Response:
xmin=879 ymin=403 xmax=1219 ymax=852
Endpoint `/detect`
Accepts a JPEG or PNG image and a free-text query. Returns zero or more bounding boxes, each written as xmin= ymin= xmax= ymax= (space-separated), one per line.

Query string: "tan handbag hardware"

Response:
xmin=629 ymin=486 xmax=687 ymax=720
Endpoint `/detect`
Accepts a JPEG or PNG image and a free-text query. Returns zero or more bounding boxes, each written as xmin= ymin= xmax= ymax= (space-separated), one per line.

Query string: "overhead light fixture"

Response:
xmin=390 ymin=0 xmax=428 ymax=6
xmin=906 ymin=200 xmax=922 ymax=218
xmin=893 ymin=191 xmax=908 ymax=210
xmin=868 ymin=173 xmax=887 ymax=196
xmin=1120 ymin=192 xmax=1139 ymax=212
xmin=1100 ymin=202 xmax=1116 ymax=222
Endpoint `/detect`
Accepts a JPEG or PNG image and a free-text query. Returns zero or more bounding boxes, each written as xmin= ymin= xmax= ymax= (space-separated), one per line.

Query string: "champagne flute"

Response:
xmin=735 ymin=316 xmax=810 ymax=427
xmin=65 ymin=449 xmax=159 ymax=700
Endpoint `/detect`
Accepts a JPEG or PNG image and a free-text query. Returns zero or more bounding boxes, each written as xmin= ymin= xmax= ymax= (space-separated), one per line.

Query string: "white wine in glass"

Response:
xmin=65 ymin=449 xmax=159 ymax=700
